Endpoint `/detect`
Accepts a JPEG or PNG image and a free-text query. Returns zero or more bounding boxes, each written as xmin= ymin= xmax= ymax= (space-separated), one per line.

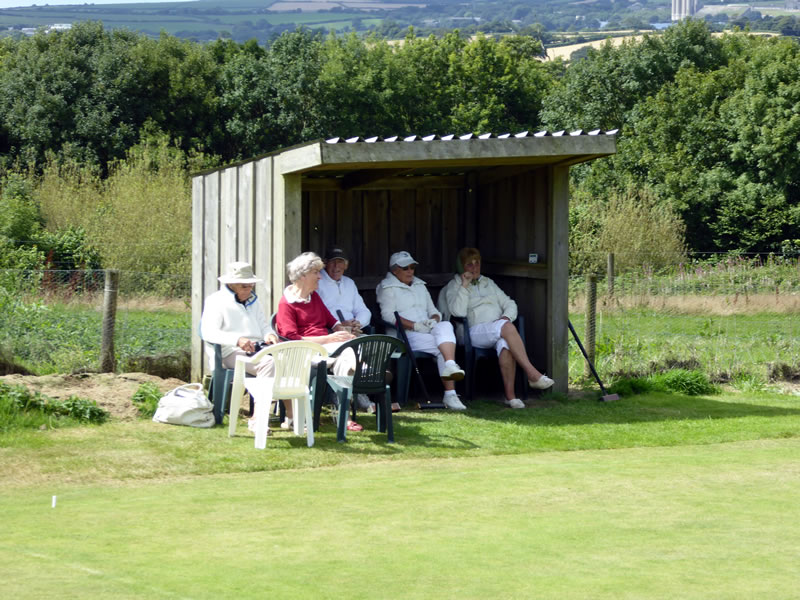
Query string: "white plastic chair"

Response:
xmin=228 ymin=341 xmax=328 ymax=449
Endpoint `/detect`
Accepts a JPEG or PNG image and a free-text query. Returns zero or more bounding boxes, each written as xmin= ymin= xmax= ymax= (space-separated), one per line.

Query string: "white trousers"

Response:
xmin=468 ymin=319 xmax=510 ymax=357
xmin=223 ymin=343 xmax=354 ymax=378
xmin=404 ymin=320 xmax=456 ymax=376
xmin=318 ymin=342 xmax=357 ymax=377
xmin=222 ymin=349 xmax=275 ymax=377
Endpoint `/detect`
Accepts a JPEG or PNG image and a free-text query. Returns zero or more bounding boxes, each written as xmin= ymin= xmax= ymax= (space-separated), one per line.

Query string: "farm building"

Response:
xmin=191 ymin=131 xmax=617 ymax=395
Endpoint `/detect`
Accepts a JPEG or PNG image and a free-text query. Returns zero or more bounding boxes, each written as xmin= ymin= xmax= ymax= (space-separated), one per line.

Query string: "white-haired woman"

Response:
xmin=276 ymin=251 xmax=367 ymax=431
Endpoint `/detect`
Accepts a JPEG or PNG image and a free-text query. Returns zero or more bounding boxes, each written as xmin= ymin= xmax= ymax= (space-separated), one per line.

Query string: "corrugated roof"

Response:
xmin=324 ymin=129 xmax=618 ymax=144
xmin=192 ymin=129 xmax=617 ymax=177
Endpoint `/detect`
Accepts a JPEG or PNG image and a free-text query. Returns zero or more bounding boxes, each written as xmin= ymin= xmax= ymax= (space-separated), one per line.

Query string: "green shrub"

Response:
xmin=0 ymin=172 xmax=42 ymax=242
xmin=608 ymin=377 xmax=654 ymax=397
xmin=570 ymin=184 xmax=687 ymax=275
xmin=131 ymin=382 xmax=162 ymax=418
xmin=649 ymin=369 xmax=718 ymax=396
xmin=36 ymin=134 xmax=193 ymax=297
xmin=0 ymin=381 xmax=108 ymax=431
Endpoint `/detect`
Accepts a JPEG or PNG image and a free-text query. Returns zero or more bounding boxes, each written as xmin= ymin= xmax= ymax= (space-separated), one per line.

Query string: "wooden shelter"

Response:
xmin=191 ymin=131 xmax=617 ymax=393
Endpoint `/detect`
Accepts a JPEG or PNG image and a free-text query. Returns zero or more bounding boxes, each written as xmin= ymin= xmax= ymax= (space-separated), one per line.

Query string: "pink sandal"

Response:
xmin=346 ymin=421 xmax=363 ymax=432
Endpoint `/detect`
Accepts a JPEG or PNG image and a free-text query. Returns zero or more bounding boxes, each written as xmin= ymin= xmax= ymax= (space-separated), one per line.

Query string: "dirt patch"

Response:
xmin=0 ymin=372 xmax=187 ymax=421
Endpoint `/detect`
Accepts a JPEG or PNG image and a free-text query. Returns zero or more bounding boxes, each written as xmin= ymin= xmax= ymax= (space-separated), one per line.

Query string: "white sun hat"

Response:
xmin=218 ymin=261 xmax=262 ymax=284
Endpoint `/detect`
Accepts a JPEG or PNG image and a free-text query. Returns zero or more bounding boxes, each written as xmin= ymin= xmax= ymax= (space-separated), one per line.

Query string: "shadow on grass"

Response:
xmin=457 ymin=391 xmax=800 ymax=427
xmin=228 ymin=414 xmax=480 ymax=453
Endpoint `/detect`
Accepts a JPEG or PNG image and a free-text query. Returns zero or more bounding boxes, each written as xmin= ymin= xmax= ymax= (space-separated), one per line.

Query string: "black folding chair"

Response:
xmin=449 ymin=315 xmax=528 ymax=402
xmin=390 ymin=311 xmax=446 ymax=409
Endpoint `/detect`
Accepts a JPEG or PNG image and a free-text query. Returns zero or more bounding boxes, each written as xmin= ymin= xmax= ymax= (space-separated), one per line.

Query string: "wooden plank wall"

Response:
xmin=477 ymin=168 xmax=551 ymax=374
xmin=303 ymin=183 xmax=469 ymax=319
xmin=191 ymin=157 xmax=276 ymax=381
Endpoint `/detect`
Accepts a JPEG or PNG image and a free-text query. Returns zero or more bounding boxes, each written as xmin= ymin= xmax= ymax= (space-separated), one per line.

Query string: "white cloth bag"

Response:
xmin=152 ymin=383 xmax=215 ymax=428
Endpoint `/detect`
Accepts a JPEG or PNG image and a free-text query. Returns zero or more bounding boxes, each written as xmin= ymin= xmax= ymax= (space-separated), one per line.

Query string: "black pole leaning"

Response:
xmin=568 ymin=320 xmax=619 ymax=402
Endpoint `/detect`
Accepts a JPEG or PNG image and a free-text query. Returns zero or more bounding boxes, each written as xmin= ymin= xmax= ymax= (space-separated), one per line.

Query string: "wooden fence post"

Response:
xmin=607 ymin=253 xmax=615 ymax=297
xmin=100 ymin=269 xmax=119 ymax=373
xmin=585 ymin=274 xmax=597 ymax=379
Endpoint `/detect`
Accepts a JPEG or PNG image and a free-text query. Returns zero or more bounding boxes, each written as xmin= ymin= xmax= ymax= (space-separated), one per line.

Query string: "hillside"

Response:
xmin=0 ymin=0 xmax=676 ymax=42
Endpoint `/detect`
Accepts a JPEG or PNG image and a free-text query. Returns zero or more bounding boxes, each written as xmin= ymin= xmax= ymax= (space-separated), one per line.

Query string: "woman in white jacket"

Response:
xmin=441 ymin=248 xmax=553 ymax=409
xmin=200 ymin=261 xmax=278 ymax=377
xmin=376 ymin=251 xmax=467 ymax=410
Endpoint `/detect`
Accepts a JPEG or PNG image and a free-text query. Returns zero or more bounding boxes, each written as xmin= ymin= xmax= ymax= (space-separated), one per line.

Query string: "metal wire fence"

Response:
xmin=2 ymin=258 xmax=799 ymax=388
xmin=568 ymin=254 xmax=800 ymax=389
xmin=0 ymin=269 xmax=191 ymax=378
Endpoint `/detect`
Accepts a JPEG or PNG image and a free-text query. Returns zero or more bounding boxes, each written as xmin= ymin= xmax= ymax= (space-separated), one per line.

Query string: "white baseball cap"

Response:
xmin=389 ymin=251 xmax=418 ymax=269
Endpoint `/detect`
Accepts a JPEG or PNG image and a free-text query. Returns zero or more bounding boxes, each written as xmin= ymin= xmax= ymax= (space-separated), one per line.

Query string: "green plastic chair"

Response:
xmin=326 ymin=335 xmax=406 ymax=443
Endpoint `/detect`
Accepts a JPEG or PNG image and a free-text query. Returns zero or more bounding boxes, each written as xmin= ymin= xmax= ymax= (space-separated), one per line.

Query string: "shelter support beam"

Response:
xmin=272 ymin=161 xmax=303 ymax=312
xmin=548 ymin=166 xmax=569 ymax=394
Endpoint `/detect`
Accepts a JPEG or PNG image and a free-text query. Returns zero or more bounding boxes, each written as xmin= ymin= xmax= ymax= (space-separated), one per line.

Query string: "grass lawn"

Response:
xmin=2 ymin=388 xmax=800 ymax=597
xmin=2 ymin=439 xmax=799 ymax=598
xmin=570 ymin=308 xmax=800 ymax=383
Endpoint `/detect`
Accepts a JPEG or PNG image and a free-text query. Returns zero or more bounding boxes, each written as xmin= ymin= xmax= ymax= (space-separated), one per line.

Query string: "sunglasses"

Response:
xmin=400 ymin=265 xmax=416 ymax=271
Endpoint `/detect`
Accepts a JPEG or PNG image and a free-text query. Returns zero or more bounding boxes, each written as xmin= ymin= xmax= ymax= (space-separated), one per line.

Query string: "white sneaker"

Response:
xmin=529 ymin=375 xmax=554 ymax=390
xmin=443 ymin=395 xmax=467 ymax=410
xmin=504 ymin=398 xmax=526 ymax=409
xmin=356 ymin=394 xmax=376 ymax=413
xmin=248 ymin=418 xmax=269 ymax=434
xmin=280 ymin=417 xmax=293 ymax=430
xmin=441 ymin=363 xmax=465 ymax=381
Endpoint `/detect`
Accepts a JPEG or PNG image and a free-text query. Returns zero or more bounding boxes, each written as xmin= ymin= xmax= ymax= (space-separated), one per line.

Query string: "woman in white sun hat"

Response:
xmin=200 ymin=261 xmax=283 ymax=428
xmin=376 ymin=251 xmax=467 ymax=410
xmin=201 ymin=261 xmax=279 ymax=376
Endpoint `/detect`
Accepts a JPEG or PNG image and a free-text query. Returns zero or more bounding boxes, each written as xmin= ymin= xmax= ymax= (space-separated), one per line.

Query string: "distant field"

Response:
xmin=0 ymin=3 xmax=365 ymax=36
xmin=545 ymin=30 xmax=780 ymax=62
xmin=271 ymin=0 xmax=425 ymax=10
xmin=545 ymin=35 xmax=645 ymax=60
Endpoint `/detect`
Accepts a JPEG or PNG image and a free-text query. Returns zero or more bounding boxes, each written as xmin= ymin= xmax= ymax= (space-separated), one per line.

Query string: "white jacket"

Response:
xmin=376 ymin=272 xmax=441 ymax=325
xmin=200 ymin=286 xmax=274 ymax=368
xmin=317 ymin=269 xmax=371 ymax=327
xmin=440 ymin=273 xmax=518 ymax=325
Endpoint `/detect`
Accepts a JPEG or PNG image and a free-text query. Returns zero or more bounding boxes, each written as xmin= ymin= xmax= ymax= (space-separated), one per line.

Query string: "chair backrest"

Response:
xmin=251 ymin=341 xmax=328 ymax=399
xmin=329 ymin=335 xmax=406 ymax=394
xmin=270 ymin=312 xmax=289 ymax=341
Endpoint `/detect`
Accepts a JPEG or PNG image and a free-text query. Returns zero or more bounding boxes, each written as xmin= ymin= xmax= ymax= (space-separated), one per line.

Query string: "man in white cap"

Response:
xmin=317 ymin=245 xmax=371 ymax=334
xmin=376 ymin=251 xmax=467 ymax=410
xmin=201 ymin=261 xmax=278 ymax=377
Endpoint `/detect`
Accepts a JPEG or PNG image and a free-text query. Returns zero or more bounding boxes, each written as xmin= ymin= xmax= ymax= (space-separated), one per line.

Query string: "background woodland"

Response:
xmin=1 ymin=20 xmax=800 ymax=291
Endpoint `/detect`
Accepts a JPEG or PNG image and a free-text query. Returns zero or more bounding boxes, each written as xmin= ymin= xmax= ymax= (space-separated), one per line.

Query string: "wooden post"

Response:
xmin=607 ymin=253 xmax=615 ymax=297
xmin=100 ymin=269 xmax=119 ymax=373
xmin=584 ymin=274 xmax=597 ymax=379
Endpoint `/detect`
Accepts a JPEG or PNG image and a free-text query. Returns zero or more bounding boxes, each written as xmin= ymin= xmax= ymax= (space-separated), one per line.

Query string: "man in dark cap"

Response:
xmin=317 ymin=245 xmax=372 ymax=335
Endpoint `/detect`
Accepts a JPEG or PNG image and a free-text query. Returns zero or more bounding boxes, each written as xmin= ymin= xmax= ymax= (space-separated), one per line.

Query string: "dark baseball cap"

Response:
xmin=325 ymin=246 xmax=348 ymax=261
